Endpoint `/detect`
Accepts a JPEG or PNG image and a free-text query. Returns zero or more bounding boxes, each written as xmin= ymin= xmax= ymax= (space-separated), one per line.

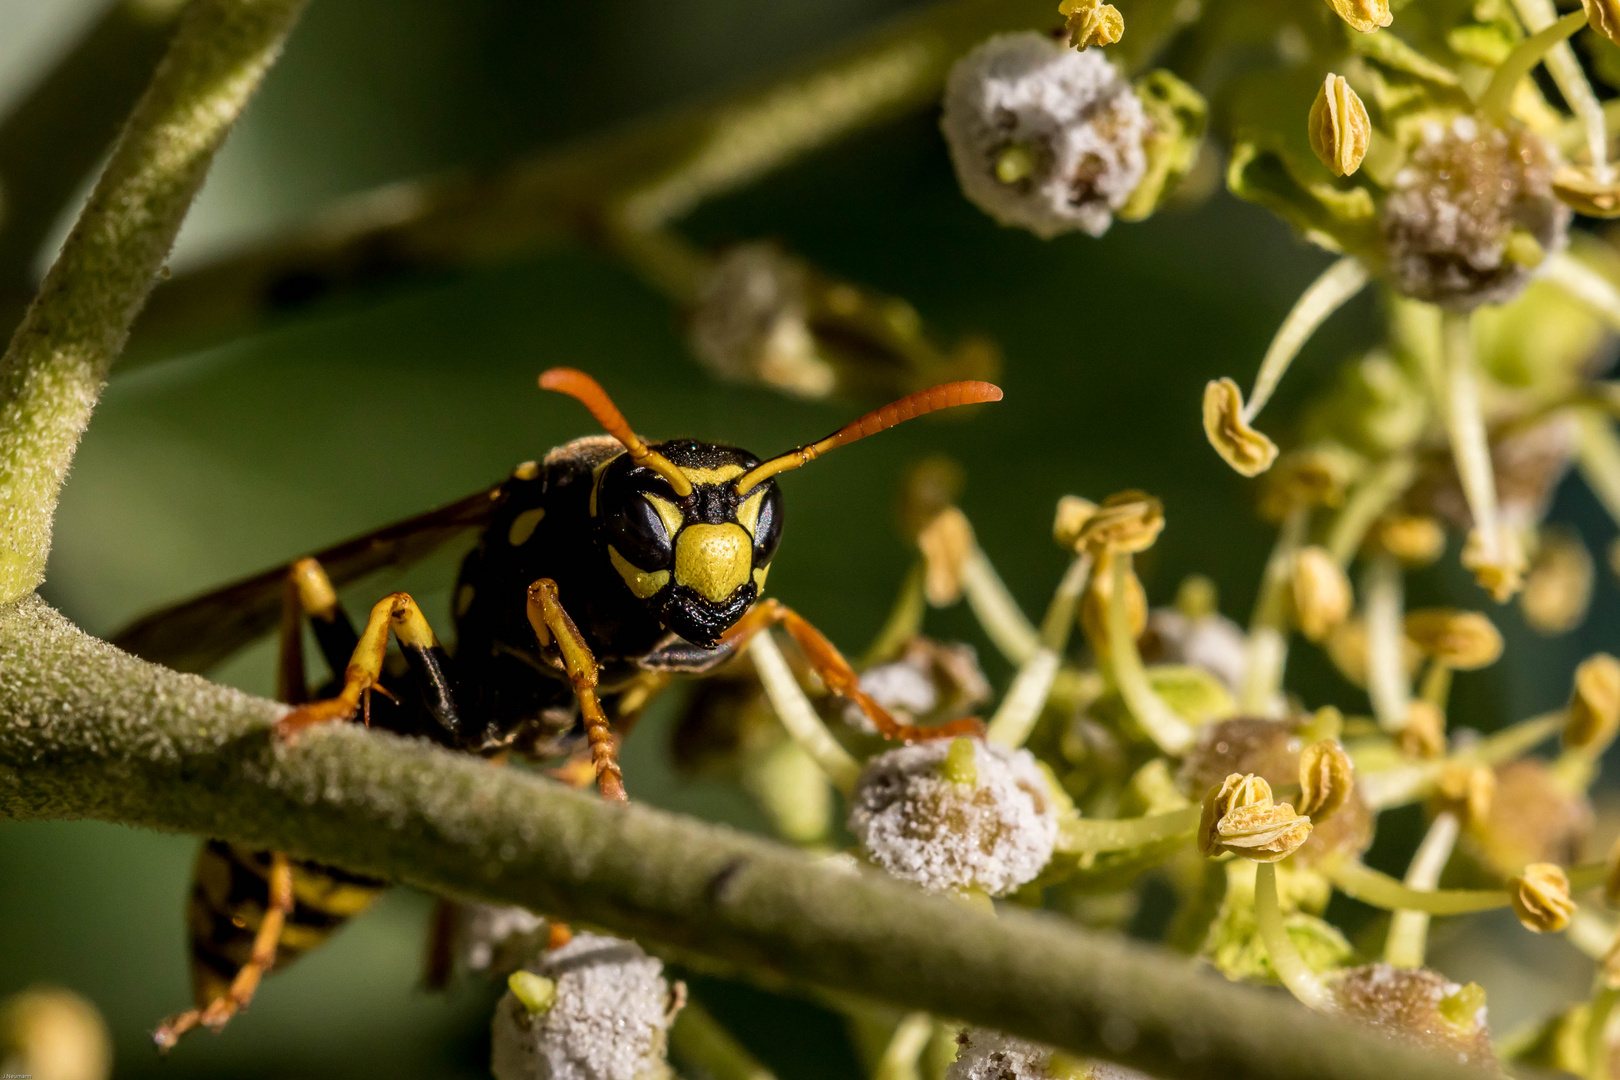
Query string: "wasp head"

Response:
xmin=592 ymin=440 xmax=783 ymax=647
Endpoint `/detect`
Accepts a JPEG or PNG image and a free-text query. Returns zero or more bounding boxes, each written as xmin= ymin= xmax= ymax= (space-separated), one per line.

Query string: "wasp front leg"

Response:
xmin=154 ymin=852 xmax=295 ymax=1049
xmin=526 ymin=579 xmax=627 ymax=802
xmin=721 ymin=599 xmax=981 ymax=742
xmin=276 ymin=590 xmax=462 ymax=741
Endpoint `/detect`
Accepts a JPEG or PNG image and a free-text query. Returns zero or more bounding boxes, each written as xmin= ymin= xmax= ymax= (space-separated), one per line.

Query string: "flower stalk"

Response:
xmin=750 ymin=633 xmax=862 ymax=794
xmin=1384 ymin=811 xmax=1461 ymax=968
xmin=1255 ymin=862 xmax=1336 ymax=1012
xmin=1105 ymin=553 xmax=1195 ymax=754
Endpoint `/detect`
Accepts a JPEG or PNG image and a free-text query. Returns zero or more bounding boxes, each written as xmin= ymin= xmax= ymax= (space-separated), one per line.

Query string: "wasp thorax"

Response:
xmin=1381 ymin=115 xmax=1569 ymax=310
xmin=491 ymin=932 xmax=677 ymax=1080
xmin=849 ymin=738 xmax=1058 ymax=896
xmin=941 ymin=33 xmax=1148 ymax=240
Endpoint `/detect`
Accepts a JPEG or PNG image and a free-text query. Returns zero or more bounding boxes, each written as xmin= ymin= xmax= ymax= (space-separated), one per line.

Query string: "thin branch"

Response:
xmin=0 ymin=595 xmax=1487 ymax=1080
xmin=0 ymin=0 xmax=310 ymax=604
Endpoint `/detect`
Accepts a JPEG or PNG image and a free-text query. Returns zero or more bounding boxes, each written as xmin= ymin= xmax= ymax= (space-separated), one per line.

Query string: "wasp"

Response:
xmin=114 ymin=368 xmax=1001 ymax=1048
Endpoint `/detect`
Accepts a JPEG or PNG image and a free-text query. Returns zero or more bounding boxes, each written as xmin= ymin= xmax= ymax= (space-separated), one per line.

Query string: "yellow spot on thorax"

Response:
xmin=507 ymin=507 xmax=546 ymax=547
xmin=675 ymin=523 xmax=753 ymax=602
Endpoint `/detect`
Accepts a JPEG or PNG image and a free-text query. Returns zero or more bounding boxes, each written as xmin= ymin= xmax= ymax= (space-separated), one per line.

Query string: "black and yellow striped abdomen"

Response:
xmin=185 ymin=840 xmax=387 ymax=1006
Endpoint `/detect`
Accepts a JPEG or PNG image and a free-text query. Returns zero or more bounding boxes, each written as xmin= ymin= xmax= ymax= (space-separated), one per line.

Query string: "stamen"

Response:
xmin=1323 ymin=456 xmax=1417 ymax=565
xmin=1362 ymin=555 xmax=1411 ymax=733
xmin=984 ymin=648 xmax=1062 ymax=749
xmin=1238 ymin=506 xmax=1308 ymax=715
xmin=960 ymin=549 xmax=1042 ymax=665
xmin=875 ymin=1012 xmax=934 ymax=1080
xmin=1105 ymin=553 xmax=1195 ymax=754
xmin=1055 ymin=804 xmax=1201 ymax=853
xmin=1439 ymin=312 xmax=1520 ymax=599
xmin=859 ymin=562 xmax=927 ymax=668
xmin=1479 ymin=10 xmax=1588 ymax=124
xmin=1255 ymin=862 xmax=1335 ymax=1011
xmin=1384 ymin=810 xmax=1461 ymax=968
xmin=1326 ymin=859 xmax=1508 ymax=914
xmin=1242 ymin=257 xmax=1370 ymax=424
xmin=749 ymin=632 xmax=861 ymax=794
xmin=1576 ymin=408 xmax=1620 ymax=531
xmin=1544 ymin=252 xmax=1620 ymax=332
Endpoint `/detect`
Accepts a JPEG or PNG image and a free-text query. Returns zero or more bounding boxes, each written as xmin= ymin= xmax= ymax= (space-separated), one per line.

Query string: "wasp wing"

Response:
xmin=111 ymin=484 xmax=506 ymax=673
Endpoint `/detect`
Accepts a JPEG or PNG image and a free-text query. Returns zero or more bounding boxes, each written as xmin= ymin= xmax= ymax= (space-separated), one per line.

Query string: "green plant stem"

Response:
xmin=961 ymin=548 xmax=1041 ymax=665
xmin=1356 ymin=709 xmax=1565 ymax=809
xmin=984 ymin=647 xmax=1061 ymax=749
xmin=670 ymin=999 xmax=779 ymax=1080
xmin=1106 ymin=554 xmax=1195 ymax=755
xmin=1325 ymin=860 xmax=1508 ymax=915
xmin=749 ymin=632 xmax=862 ymax=794
xmin=1439 ymin=311 xmax=1503 ymax=571
xmin=1384 ymin=810 xmax=1459 ymax=968
xmin=1242 ymin=257 xmax=1369 ymax=423
xmin=1238 ymin=507 xmax=1306 ymax=715
xmin=1055 ymin=806 xmax=1202 ymax=854
xmin=1478 ymin=10 xmax=1588 ymax=123
xmin=1254 ymin=863 xmax=1334 ymax=1012
xmin=862 ymin=562 xmax=928 ymax=668
xmin=0 ymin=596 xmax=1499 ymax=1080
xmin=875 ymin=1011 xmax=935 ymax=1080
xmin=1362 ymin=554 xmax=1410 ymax=732
xmin=0 ymin=0 xmax=310 ymax=604
xmin=1588 ymin=986 xmax=1620 ymax=1080
xmin=1324 ymin=456 xmax=1415 ymax=567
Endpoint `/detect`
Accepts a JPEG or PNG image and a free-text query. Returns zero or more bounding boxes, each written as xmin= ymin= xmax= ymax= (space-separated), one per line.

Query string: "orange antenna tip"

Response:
xmin=538 ymin=368 xmax=693 ymax=496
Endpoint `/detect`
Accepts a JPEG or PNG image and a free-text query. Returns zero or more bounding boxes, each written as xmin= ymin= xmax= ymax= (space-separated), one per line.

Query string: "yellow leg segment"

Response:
xmin=154 ymin=853 xmax=295 ymax=1050
xmin=526 ymin=578 xmax=627 ymax=802
xmin=274 ymin=591 xmax=436 ymax=739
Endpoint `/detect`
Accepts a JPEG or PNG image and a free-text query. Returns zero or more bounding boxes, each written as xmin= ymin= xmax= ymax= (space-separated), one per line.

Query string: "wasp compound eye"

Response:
xmin=599 ymin=481 xmax=674 ymax=571
xmin=750 ymin=484 xmax=783 ymax=564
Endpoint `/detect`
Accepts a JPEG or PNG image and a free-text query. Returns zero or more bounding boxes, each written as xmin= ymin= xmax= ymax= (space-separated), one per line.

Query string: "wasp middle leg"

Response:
xmin=526 ymin=578 xmax=627 ymax=802
xmin=721 ymin=598 xmax=982 ymax=742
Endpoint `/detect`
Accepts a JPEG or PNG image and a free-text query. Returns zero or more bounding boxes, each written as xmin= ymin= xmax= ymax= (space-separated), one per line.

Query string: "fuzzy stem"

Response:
xmin=1325 ymin=860 xmax=1507 ymax=915
xmin=1439 ymin=311 xmax=1502 ymax=569
xmin=1324 ymin=456 xmax=1417 ymax=567
xmin=1239 ymin=507 xmax=1307 ymax=715
xmin=961 ymin=549 xmax=1042 ymax=665
xmin=875 ymin=1011 xmax=935 ymax=1080
xmin=1254 ymin=863 xmax=1335 ymax=1012
xmin=750 ymin=632 xmax=862 ymax=794
xmin=984 ymin=647 xmax=1062 ymax=749
xmin=1106 ymin=553 xmax=1195 ymax=755
xmin=0 ymin=596 xmax=1498 ymax=1080
xmin=1479 ymin=9 xmax=1589 ymax=125
xmin=1545 ymin=253 xmax=1620 ymax=333
xmin=862 ymin=562 xmax=929 ymax=668
xmin=1363 ymin=555 xmax=1411 ymax=733
xmin=1055 ymin=805 xmax=1202 ymax=854
xmin=1384 ymin=811 xmax=1460 ymax=968
xmin=1243 ymin=258 xmax=1369 ymax=423
xmin=670 ymin=1000 xmax=779 ymax=1080
xmin=0 ymin=0 xmax=310 ymax=603
xmin=1040 ymin=551 xmax=1094 ymax=653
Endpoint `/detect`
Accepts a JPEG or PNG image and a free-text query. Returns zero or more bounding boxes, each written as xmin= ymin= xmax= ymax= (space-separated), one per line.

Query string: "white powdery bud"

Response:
xmin=457 ymin=902 xmax=548 ymax=974
xmin=1381 ymin=115 xmax=1569 ymax=311
xmin=1143 ymin=607 xmax=1247 ymax=690
xmin=849 ymin=739 xmax=1058 ymax=896
xmin=941 ymin=33 xmax=1148 ymax=239
xmin=843 ymin=638 xmax=991 ymax=735
xmin=688 ymin=243 xmax=834 ymax=399
xmin=491 ymin=933 xmax=674 ymax=1080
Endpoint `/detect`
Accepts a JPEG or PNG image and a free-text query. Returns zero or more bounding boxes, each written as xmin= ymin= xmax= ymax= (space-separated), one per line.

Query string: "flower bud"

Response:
xmin=1308 ymin=74 xmax=1371 ymax=178
xmin=690 ymin=244 xmax=833 ymax=399
xmin=1586 ymin=0 xmax=1620 ymax=46
xmin=1291 ymin=546 xmax=1353 ymax=642
xmin=1330 ymin=965 xmax=1495 ymax=1065
xmin=1472 ymin=759 xmax=1591 ymax=877
xmin=1298 ymin=739 xmax=1354 ymax=821
xmin=1435 ymin=761 xmax=1495 ymax=831
xmin=1403 ymin=609 xmax=1503 ymax=670
xmin=1324 ymin=0 xmax=1392 ymax=33
xmin=1203 ymin=377 xmax=1278 ymax=477
xmin=1510 ymin=863 xmax=1575 ymax=933
xmin=1566 ymin=653 xmax=1620 ymax=752
xmin=1367 ymin=514 xmax=1445 ymax=566
xmin=916 ymin=506 xmax=975 ymax=607
xmin=1521 ymin=529 xmax=1593 ymax=635
xmin=1052 ymin=494 xmax=1098 ymax=551
xmin=1060 ymin=0 xmax=1123 ymax=49
xmin=1198 ymin=773 xmax=1313 ymax=862
xmin=1078 ymin=491 xmax=1164 ymax=554
xmin=1399 ymin=701 xmax=1448 ymax=760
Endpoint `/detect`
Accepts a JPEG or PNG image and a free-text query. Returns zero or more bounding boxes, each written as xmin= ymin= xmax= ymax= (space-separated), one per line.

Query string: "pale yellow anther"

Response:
xmin=1052 ymin=495 xmax=1099 ymax=552
xmin=1552 ymin=164 xmax=1620 ymax=217
xmin=1400 ymin=700 xmax=1448 ymax=760
xmin=1403 ymin=609 xmax=1503 ymax=670
xmin=1203 ymin=377 xmax=1278 ymax=477
xmin=1197 ymin=773 xmax=1313 ymax=862
xmin=1521 ymin=531 xmax=1592 ymax=635
xmin=939 ymin=736 xmax=979 ymax=786
xmin=1584 ymin=0 xmax=1620 ymax=49
xmin=1077 ymin=491 xmax=1164 ymax=554
xmin=1461 ymin=529 xmax=1526 ymax=603
xmin=1435 ymin=761 xmax=1495 ymax=829
xmin=1368 ymin=515 xmax=1446 ymax=567
xmin=1297 ymin=739 xmax=1354 ymax=822
xmin=1291 ymin=546 xmax=1353 ymax=643
xmin=1256 ymin=447 xmax=1360 ymax=522
xmin=916 ymin=506 xmax=975 ymax=607
xmin=1059 ymin=0 xmax=1124 ymax=49
xmin=508 ymin=971 xmax=558 ymax=1015
xmin=1323 ymin=0 xmax=1392 ymax=33
xmin=1566 ymin=653 xmax=1620 ymax=752
xmin=1308 ymin=74 xmax=1371 ymax=178
xmin=1510 ymin=863 xmax=1575 ymax=933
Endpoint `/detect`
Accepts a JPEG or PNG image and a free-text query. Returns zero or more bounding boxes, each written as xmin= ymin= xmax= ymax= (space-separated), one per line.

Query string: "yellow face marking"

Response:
xmin=679 ymin=464 xmax=745 ymax=486
xmin=507 ymin=507 xmax=546 ymax=547
xmin=609 ymin=545 xmax=671 ymax=599
xmin=736 ymin=489 xmax=767 ymax=537
xmin=753 ymin=564 xmax=770 ymax=593
xmin=643 ymin=493 xmax=685 ymax=539
xmin=675 ymin=523 xmax=753 ymax=603
xmin=454 ymin=584 xmax=476 ymax=618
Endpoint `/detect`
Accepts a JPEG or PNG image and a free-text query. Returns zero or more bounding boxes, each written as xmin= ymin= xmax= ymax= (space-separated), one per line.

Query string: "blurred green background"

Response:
xmin=1 ymin=0 xmax=1614 ymax=1076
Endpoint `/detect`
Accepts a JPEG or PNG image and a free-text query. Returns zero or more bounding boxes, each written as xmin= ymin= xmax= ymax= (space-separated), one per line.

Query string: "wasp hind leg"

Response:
xmin=526 ymin=579 xmax=627 ymax=802
xmin=721 ymin=599 xmax=982 ymax=742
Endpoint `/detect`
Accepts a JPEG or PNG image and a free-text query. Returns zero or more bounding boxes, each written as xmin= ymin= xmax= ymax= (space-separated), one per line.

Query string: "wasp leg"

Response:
xmin=154 ymin=852 xmax=295 ymax=1050
xmin=526 ymin=578 xmax=627 ymax=802
xmin=275 ymin=591 xmax=463 ymax=741
xmin=721 ymin=599 xmax=982 ymax=743
xmin=276 ymin=558 xmax=363 ymax=704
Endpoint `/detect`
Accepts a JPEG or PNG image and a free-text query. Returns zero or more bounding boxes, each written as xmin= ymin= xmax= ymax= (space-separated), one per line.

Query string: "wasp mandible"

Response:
xmin=116 ymin=368 xmax=1001 ymax=1047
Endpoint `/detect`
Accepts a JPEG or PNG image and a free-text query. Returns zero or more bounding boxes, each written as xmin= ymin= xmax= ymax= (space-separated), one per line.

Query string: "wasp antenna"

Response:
xmin=735 ymin=381 xmax=1003 ymax=495
xmin=539 ymin=368 xmax=693 ymax=496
